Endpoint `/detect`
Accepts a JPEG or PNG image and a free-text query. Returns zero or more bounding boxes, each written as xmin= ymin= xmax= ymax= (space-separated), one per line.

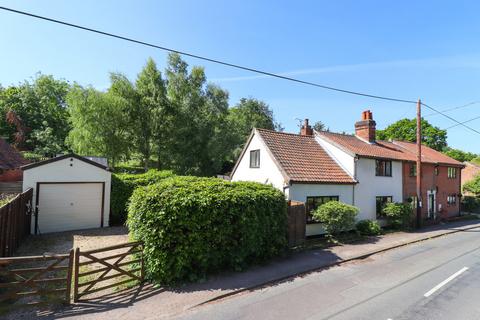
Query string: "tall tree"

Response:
xmin=376 ymin=118 xmax=447 ymax=151
xmin=0 ymin=74 xmax=70 ymax=155
xmin=66 ymin=85 xmax=130 ymax=166
xmin=227 ymin=98 xmax=282 ymax=159
xmin=442 ymin=147 xmax=478 ymax=162
xmin=313 ymin=121 xmax=327 ymax=132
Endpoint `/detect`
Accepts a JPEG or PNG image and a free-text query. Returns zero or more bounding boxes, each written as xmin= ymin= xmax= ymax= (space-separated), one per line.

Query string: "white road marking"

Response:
xmin=424 ymin=267 xmax=469 ymax=298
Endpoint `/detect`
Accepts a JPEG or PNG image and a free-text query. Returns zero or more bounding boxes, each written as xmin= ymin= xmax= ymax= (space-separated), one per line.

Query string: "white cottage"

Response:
xmin=22 ymin=154 xmax=112 ymax=234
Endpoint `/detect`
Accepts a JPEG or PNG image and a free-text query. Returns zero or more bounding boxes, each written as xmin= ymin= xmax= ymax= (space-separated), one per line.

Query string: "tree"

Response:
xmin=66 ymin=85 xmax=130 ymax=166
xmin=463 ymin=175 xmax=480 ymax=196
xmin=227 ymin=98 xmax=282 ymax=159
xmin=313 ymin=121 xmax=327 ymax=132
xmin=442 ymin=147 xmax=478 ymax=162
xmin=376 ymin=118 xmax=447 ymax=151
xmin=0 ymin=74 xmax=70 ymax=155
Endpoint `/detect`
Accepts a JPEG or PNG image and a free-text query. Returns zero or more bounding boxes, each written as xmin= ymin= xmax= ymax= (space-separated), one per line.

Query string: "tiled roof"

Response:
xmin=256 ymin=129 xmax=355 ymax=184
xmin=0 ymin=138 xmax=28 ymax=170
xmin=317 ymin=131 xmax=463 ymax=166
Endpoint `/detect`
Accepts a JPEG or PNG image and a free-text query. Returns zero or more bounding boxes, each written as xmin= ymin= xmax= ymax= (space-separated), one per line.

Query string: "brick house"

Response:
xmin=461 ymin=162 xmax=480 ymax=195
xmin=231 ymin=110 xmax=464 ymax=235
xmin=0 ymin=138 xmax=28 ymax=182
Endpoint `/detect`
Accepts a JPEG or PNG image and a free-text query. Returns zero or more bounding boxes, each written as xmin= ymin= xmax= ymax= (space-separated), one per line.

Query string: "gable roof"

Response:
xmin=255 ymin=129 xmax=355 ymax=184
xmin=21 ymin=153 xmax=109 ymax=171
xmin=317 ymin=131 xmax=463 ymax=166
xmin=0 ymin=138 xmax=29 ymax=170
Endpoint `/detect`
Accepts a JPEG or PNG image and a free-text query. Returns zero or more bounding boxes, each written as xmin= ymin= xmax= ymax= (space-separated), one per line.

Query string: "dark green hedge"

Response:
xmin=110 ymin=170 xmax=175 ymax=225
xmin=127 ymin=177 xmax=288 ymax=284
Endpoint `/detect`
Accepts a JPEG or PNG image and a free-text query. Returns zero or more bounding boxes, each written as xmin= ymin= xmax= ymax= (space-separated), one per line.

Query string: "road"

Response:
xmin=179 ymin=227 xmax=480 ymax=320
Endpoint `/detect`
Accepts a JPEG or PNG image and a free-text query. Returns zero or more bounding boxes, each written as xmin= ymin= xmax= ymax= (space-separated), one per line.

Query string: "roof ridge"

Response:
xmin=256 ymin=128 xmax=315 ymax=138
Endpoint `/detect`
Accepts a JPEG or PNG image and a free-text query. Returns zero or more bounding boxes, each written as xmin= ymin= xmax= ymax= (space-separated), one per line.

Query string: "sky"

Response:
xmin=1 ymin=0 xmax=480 ymax=152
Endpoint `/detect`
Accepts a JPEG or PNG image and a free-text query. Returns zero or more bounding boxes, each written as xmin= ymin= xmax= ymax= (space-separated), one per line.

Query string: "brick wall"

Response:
xmin=402 ymin=162 xmax=461 ymax=220
xmin=0 ymin=169 xmax=23 ymax=182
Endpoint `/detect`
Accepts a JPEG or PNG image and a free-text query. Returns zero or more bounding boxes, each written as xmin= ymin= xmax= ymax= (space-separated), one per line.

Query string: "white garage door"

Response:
xmin=38 ymin=183 xmax=103 ymax=233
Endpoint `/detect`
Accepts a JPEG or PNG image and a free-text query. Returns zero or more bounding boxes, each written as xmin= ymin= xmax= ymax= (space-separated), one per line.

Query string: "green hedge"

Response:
xmin=110 ymin=170 xmax=175 ymax=225
xmin=127 ymin=177 xmax=288 ymax=284
xmin=356 ymin=219 xmax=381 ymax=236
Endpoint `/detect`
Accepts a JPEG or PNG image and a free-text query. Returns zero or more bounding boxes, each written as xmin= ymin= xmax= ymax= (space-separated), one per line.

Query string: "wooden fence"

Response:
xmin=0 ymin=251 xmax=74 ymax=306
xmin=0 ymin=188 xmax=33 ymax=257
xmin=287 ymin=200 xmax=306 ymax=247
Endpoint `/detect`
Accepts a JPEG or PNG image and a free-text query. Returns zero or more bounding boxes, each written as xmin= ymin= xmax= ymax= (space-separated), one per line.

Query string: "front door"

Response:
xmin=428 ymin=192 xmax=436 ymax=219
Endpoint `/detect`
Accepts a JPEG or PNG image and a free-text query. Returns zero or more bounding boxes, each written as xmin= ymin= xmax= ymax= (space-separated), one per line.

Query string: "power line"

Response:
xmin=444 ymin=114 xmax=480 ymax=130
xmin=0 ymin=5 xmax=417 ymax=104
xmin=421 ymin=102 xmax=480 ymax=136
xmin=424 ymin=101 xmax=480 ymax=117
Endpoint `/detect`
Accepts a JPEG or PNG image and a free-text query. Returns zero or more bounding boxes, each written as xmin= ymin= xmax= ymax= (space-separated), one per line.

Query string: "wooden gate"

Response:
xmin=0 ymin=250 xmax=74 ymax=306
xmin=73 ymin=241 xmax=144 ymax=302
xmin=288 ymin=200 xmax=306 ymax=247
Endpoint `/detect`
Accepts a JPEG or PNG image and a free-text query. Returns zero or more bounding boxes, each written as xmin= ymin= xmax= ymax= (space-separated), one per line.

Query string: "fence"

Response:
xmin=0 ymin=242 xmax=144 ymax=308
xmin=0 ymin=250 xmax=74 ymax=306
xmin=287 ymin=200 xmax=306 ymax=247
xmin=0 ymin=188 xmax=33 ymax=257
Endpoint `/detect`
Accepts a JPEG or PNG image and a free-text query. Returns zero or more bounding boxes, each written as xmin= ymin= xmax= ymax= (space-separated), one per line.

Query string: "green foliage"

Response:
xmin=313 ymin=121 xmax=328 ymax=132
xmin=471 ymin=157 xmax=480 ymax=166
xmin=110 ymin=170 xmax=175 ymax=225
xmin=127 ymin=177 xmax=287 ymax=284
xmin=463 ymin=175 xmax=480 ymax=196
xmin=376 ymin=118 xmax=447 ymax=151
xmin=382 ymin=202 xmax=413 ymax=228
xmin=442 ymin=147 xmax=478 ymax=162
xmin=227 ymin=98 xmax=282 ymax=161
xmin=0 ymin=74 xmax=70 ymax=154
xmin=20 ymin=151 xmax=48 ymax=163
xmin=461 ymin=196 xmax=480 ymax=213
xmin=356 ymin=219 xmax=382 ymax=236
xmin=312 ymin=201 xmax=358 ymax=236
xmin=66 ymin=85 xmax=131 ymax=166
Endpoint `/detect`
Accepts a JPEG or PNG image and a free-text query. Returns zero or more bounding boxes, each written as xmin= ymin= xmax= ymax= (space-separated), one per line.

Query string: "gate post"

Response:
xmin=73 ymin=247 xmax=80 ymax=302
xmin=65 ymin=249 xmax=74 ymax=303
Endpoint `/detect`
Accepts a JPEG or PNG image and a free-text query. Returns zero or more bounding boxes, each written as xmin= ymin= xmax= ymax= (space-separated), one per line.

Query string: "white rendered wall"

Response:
xmin=354 ymin=157 xmax=403 ymax=221
xmin=289 ymin=183 xmax=355 ymax=236
xmin=231 ymin=132 xmax=286 ymax=192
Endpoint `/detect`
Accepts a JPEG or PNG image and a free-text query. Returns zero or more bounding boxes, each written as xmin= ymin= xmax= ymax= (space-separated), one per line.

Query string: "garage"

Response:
xmin=22 ymin=154 xmax=111 ymax=234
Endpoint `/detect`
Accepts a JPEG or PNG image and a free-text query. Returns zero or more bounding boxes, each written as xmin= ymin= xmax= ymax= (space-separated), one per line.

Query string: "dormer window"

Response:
xmin=249 ymin=149 xmax=260 ymax=168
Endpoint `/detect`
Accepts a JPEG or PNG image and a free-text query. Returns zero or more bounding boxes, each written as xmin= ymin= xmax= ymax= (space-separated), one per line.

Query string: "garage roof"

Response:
xmin=21 ymin=153 xmax=109 ymax=171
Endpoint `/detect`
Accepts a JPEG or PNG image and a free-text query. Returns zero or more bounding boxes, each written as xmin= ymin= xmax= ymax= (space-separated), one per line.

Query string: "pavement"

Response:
xmin=10 ymin=218 xmax=480 ymax=319
xmin=179 ymin=221 xmax=480 ymax=320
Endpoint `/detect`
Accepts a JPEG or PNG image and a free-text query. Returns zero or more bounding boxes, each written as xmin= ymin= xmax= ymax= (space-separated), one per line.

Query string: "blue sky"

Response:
xmin=1 ymin=1 xmax=480 ymax=152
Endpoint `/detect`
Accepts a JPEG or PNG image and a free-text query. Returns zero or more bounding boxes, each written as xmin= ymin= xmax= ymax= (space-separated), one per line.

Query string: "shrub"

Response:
xmin=312 ymin=201 xmax=358 ymax=236
xmin=127 ymin=177 xmax=287 ymax=284
xmin=110 ymin=169 xmax=175 ymax=225
xmin=382 ymin=202 xmax=413 ymax=228
xmin=463 ymin=175 xmax=480 ymax=196
xmin=356 ymin=219 xmax=382 ymax=236
xmin=462 ymin=196 xmax=480 ymax=213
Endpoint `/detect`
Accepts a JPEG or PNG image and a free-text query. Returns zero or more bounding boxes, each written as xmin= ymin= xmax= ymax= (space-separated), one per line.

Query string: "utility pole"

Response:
xmin=416 ymin=99 xmax=422 ymax=229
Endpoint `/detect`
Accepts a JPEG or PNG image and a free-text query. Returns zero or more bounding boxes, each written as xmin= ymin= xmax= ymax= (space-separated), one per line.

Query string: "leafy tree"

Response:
xmin=376 ymin=118 xmax=447 ymax=151
xmin=0 ymin=74 xmax=70 ymax=155
xmin=442 ymin=147 xmax=478 ymax=162
xmin=471 ymin=157 xmax=480 ymax=166
xmin=313 ymin=121 xmax=327 ymax=132
xmin=227 ymin=98 xmax=282 ymax=159
xmin=464 ymin=175 xmax=480 ymax=196
xmin=66 ymin=85 xmax=130 ymax=166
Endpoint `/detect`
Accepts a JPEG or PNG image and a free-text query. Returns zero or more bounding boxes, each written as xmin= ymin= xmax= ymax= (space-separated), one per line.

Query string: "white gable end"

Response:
xmin=231 ymin=131 xmax=286 ymax=191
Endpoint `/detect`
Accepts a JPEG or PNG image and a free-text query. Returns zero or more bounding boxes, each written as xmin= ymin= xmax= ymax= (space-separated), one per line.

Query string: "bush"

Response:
xmin=110 ymin=169 xmax=175 ymax=225
xmin=462 ymin=196 xmax=480 ymax=213
xmin=312 ymin=201 xmax=358 ymax=236
xmin=127 ymin=177 xmax=287 ymax=284
xmin=382 ymin=202 xmax=413 ymax=228
xmin=356 ymin=219 xmax=382 ymax=236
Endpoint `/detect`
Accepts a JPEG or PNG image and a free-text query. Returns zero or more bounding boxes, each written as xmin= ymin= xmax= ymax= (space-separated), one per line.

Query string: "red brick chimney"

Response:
xmin=300 ymin=119 xmax=313 ymax=136
xmin=355 ymin=110 xmax=376 ymax=143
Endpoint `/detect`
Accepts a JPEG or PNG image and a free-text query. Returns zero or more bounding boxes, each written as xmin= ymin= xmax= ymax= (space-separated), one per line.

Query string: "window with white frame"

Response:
xmin=447 ymin=194 xmax=457 ymax=205
xmin=249 ymin=149 xmax=260 ymax=168
xmin=447 ymin=167 xmax=457 ymax=179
